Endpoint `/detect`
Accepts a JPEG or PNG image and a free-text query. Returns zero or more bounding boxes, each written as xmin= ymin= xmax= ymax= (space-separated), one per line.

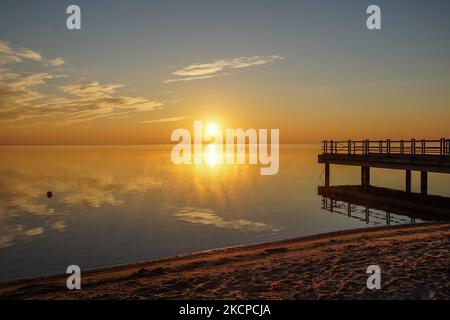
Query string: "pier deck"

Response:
xmin=318 ymin=139 xmax=450 ymax=195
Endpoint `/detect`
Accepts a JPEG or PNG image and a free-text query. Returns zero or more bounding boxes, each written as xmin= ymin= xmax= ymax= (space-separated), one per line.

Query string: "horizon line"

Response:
xmin=0 ymin=143 xmax=321 ymax=146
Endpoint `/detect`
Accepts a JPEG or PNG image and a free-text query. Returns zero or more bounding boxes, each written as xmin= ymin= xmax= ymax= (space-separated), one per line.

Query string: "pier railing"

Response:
xmin=322 ymin=139 xmax=450 ymax=156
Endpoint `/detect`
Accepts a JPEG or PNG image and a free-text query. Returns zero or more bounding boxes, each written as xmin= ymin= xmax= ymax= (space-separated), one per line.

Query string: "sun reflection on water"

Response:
xmin=204 ymin=144 xmax=220 ymax=166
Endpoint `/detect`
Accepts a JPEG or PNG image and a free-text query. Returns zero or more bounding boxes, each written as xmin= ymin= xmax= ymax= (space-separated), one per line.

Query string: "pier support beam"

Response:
xmin=420 ymin=171 xmax=428 ymax=195
xmin=405 ymin=170 xmax=411 ymax=193
xmin=361 ymin=166 xmax=370 ymax=190
xmin=361 ymin=167 xmax=364 ymax=186
xmin=325 ymin=163 xmax=330 ymax=187
xmin=365 ymin=167 xmax=371 ymax=188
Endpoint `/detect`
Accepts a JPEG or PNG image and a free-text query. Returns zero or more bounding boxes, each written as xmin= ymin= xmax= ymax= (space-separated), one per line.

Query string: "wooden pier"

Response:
xmin=318 ymin=139 xmax=450 ymax=195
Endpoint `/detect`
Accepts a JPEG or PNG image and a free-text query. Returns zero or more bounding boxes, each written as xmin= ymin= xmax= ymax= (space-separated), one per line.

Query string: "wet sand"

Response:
xmin=0 ymin=222 xmax=448 ymax=300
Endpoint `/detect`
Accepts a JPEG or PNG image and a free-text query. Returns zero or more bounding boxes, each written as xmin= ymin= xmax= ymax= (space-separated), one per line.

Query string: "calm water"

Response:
xmin=0 ymin=145 xmax=449 ymax=281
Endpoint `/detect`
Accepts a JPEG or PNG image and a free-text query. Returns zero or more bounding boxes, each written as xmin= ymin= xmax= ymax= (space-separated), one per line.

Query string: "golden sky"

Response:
xmin=1 ymin=1 xmax=449 ymax=144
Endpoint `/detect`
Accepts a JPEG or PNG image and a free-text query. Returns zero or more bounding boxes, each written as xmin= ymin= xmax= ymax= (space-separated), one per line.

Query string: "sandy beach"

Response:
xmin=0 ymin=222 xmax=448 ymax=300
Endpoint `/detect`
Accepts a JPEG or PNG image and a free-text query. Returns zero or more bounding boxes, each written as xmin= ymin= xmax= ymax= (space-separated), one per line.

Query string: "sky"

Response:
xmin=0 ymin=0 xmax=449 ymax=144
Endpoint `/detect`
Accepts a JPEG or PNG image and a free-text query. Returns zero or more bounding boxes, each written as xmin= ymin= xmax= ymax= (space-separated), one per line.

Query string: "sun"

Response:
xmin=205 ymin=122 xmax=220 ymax=139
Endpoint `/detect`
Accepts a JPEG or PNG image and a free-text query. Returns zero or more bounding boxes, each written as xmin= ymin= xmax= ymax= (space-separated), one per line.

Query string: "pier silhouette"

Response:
xmin=318 ymin=139 xmax=450 ymax=195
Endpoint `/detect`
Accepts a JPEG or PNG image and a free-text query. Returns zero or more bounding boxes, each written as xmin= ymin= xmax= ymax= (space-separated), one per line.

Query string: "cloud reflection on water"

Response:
xmin=176 ymin=207 xmax=281 ymax=233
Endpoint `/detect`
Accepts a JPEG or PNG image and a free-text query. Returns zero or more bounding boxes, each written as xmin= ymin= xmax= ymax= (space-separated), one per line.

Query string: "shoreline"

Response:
xmin=1 ymin=222 xmax=448 ymax=299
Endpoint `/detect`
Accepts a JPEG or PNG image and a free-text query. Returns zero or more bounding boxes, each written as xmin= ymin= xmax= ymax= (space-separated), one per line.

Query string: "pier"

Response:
xmin=318 ymin=139 xmax=450 ymax=195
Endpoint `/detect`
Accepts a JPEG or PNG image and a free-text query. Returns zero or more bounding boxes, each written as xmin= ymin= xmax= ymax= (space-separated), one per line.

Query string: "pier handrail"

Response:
xmin=322 ymin=139 xmax=450 ymax=156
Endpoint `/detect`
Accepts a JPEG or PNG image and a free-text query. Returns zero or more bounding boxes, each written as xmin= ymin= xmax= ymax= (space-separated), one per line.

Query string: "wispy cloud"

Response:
xmin=47 ymin=57 xmax=65 ymax=66
xmin=60 ymin=81 xmax=124 ymax=98
xmin=0 ymin=41 xmax=42 ymax=65
xmin=0 ymin=41 xmax=163 ymax=126
xmin=164 ymin=75 xmax=217 ymax=84
xmin=140 ymin=116 xmax=188 ymax=124
xmin=165 ymin=55 xmax=284 ymax=83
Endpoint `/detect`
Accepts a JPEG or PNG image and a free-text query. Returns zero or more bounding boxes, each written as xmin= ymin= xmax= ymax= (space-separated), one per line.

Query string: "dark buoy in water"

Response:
xmin=47 ymin=191 xmax=53 ymax=198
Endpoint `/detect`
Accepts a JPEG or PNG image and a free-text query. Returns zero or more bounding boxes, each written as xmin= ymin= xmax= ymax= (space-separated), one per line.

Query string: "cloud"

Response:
xmin=0 ymin=41 xmax=42 ymax=65
xmin=61 ymin=81 xmax=124 ymax=98
xmin=30 ymin=81 xmax=163 ymax=125
xmin=0 ymin=72 xmax=53 ymax=122
xmin=0 ymin=41 xmax=163 ymax=126
xmin=17 ymin=49 xmax=42 ymax=61
xmin=140 ymin=116 xmax=188 ymax=123
xmin=48 ymin=57 xmax=65 ymax=66
xmin=165 ymin=55 xmax=284 ymax=83
xmin=164 ymin=75 xmax=217 ymax=84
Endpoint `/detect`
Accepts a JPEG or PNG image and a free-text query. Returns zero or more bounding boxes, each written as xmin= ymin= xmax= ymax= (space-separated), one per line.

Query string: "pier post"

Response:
xmin=361 ymin=167 xmax=365 ymax=186
xmin=420 ymin=171 xmax=428 ymax=195
xmin=361 ymin=166 xmax=370 ymax=190
xmin=325 ymin=163 xmax=330 ymax=187
xmin=366 ymin=167 xmax=371 ymax=188
xmin=405 ymin=170 xmax=411 ymax=193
